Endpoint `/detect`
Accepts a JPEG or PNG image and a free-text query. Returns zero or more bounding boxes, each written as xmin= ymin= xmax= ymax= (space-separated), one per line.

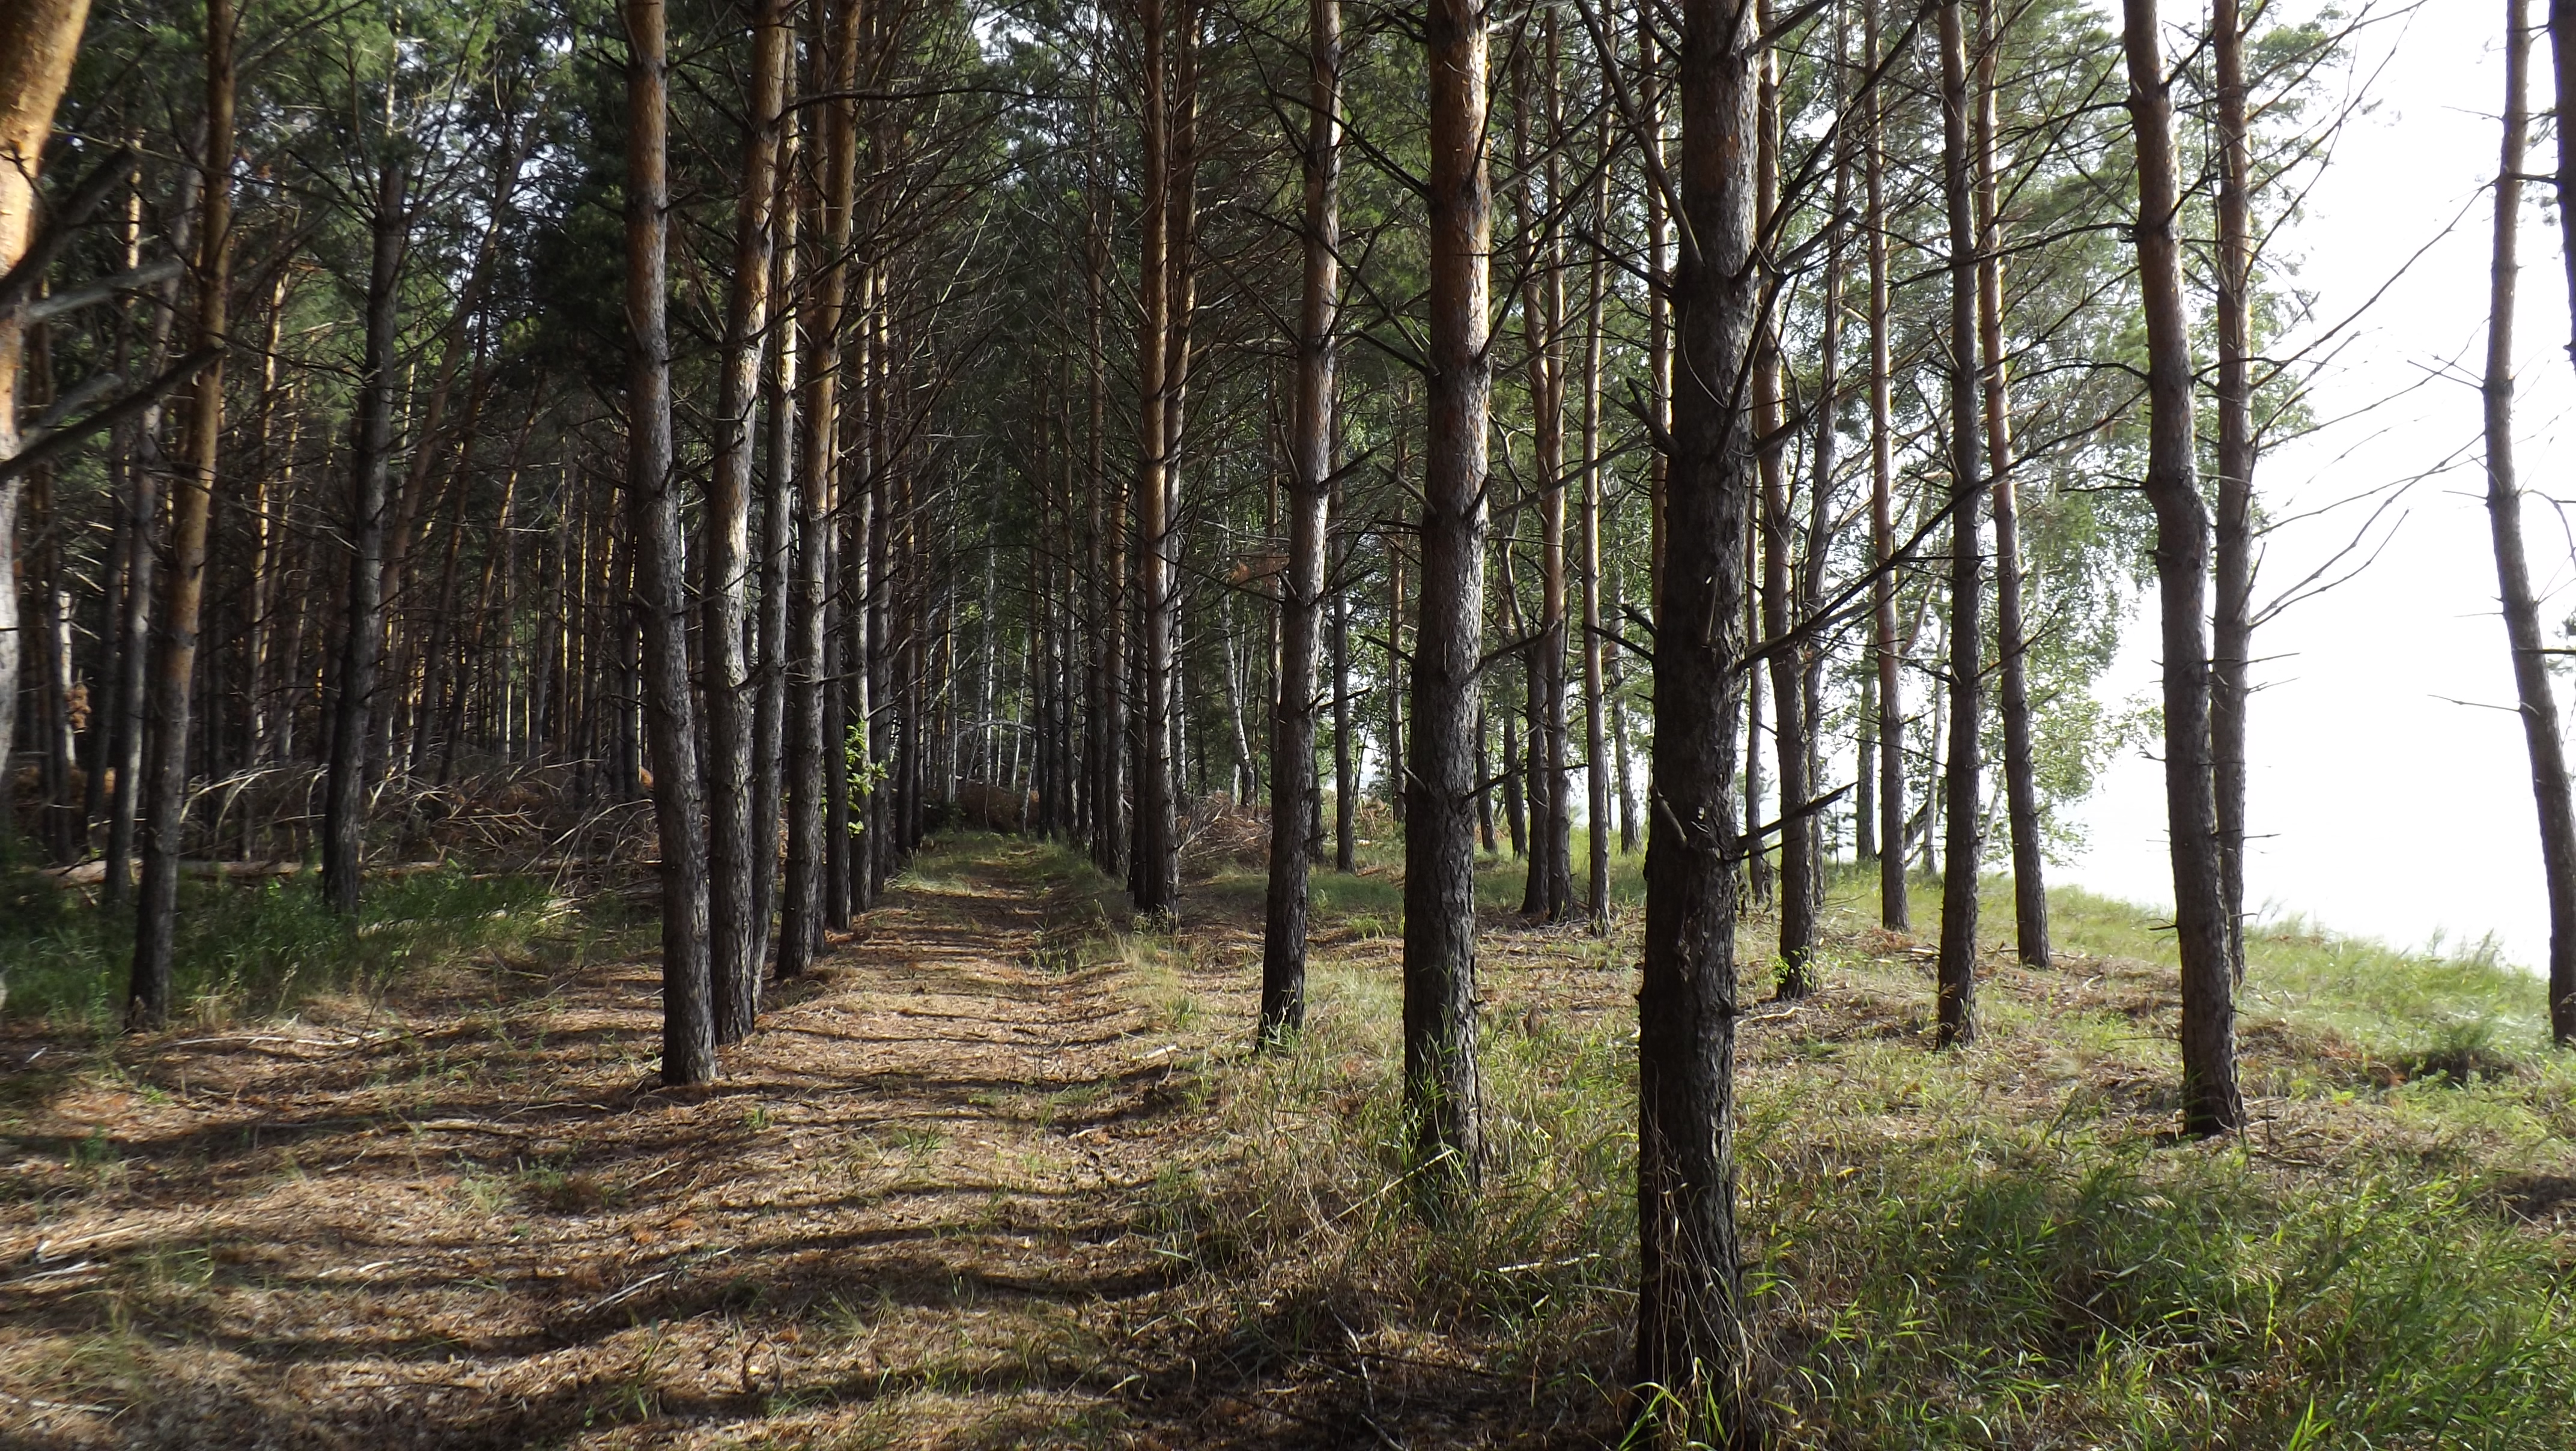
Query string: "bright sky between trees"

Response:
xmin=2070 ymin=0 xmax=2576 ymax=969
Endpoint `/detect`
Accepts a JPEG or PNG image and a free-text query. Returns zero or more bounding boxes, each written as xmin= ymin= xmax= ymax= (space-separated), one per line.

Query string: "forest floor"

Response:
xmin=0 ymin=840 xmax=1260 ymax=1448
xmin=4 ymin=831 xmax=2576 ymax=1449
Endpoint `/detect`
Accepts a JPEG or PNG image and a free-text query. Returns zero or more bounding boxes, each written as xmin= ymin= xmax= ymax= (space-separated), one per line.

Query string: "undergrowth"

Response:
xmin=1127 ymin=846 xmax=2576 ymax=1447
xmin=0 ymin=859 xmax=574 ymax=1030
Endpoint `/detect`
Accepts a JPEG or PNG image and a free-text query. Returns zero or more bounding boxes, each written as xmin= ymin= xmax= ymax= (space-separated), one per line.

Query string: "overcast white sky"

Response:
xmin=2064 ymin=0 xmax=2574 ymax=968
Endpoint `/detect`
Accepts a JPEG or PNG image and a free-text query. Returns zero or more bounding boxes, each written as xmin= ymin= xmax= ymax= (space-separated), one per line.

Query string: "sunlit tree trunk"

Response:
xmin=703 ymin=0 xmax=792 ymax=1043
xmin=624 ymin=0 xmax=715 ymax=1084
xmin=782 ymin=0 xmax=858 ymax=980
xmin=1406 ymin=0 xmax=1492 ymax=1191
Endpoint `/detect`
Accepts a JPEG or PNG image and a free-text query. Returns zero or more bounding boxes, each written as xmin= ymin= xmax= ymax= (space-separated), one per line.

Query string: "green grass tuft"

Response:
xmin=0 ymin=861 xmax=565 ymax=1030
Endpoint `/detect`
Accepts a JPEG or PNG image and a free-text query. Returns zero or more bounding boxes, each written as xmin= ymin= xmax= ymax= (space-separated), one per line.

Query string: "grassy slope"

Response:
xmin=1147 ymin=834 xmax=2576 ymax=1449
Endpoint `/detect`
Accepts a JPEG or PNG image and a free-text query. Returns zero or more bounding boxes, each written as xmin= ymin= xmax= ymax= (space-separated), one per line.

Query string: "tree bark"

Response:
xmin=782 ymin=0 xmax=858 ymax=980
xmin=1742 ymin=574 xmax=1769 ymax=906
xmin=1934 ymin=0 xmax=1988 ymax=1049
xmin=2492 ymin=0 xmax=2576 ymax=1047
xmin=1758 ymin=6 xmax=1817 ymax=995
xmin=1093 ymin=208 xmax=1130 ymax=877
xmin=1261 ymin=0 xmax=1340 ymax=1043
xmin=2124 ymin=0 xmax=2242 ymax=1131
xmin=2211 ymin=0 xmax=2255 ymax=981
xmin=1082 ymin=156 xmax=1116 ymax=870
xmin=752 ymin=111 xmax=800 ymax=980
xmin=1331 ymin=565 xmax=1353 ymax=871
xmin=1610 ymin=562 xmax=1638 ymax=855
xmin=848 ymin=265 xmax=878 ymax=912
xmin=1976 ymin=0 xmax=2048 ymax=968
xmin=1517 ymin=17 xmax=1573 ymax=925
xmin=1787 ymin=5 xmax=1852 ymax=992
xmin=244 ymin=276 xmax=293 ymax=771
xmin=1640 ymin=7 xmax=1670 ymax=616
xmin=1579 ymin=106 xmax=1611 ymax=935
xmin=129 ymin=0 xmax=233 ymax=1029
xmin=1384 ymin=519 xmax=1406 ymax=825
xmin=1406 ymin=0 xmax=1492 ymax=1192
xmin=2557 ymin=0 xmax=2576 ymax=370
xmin=1636 ymin=0 xmax=1758 ymax=1419
xmin=321 ymin=157 xmax=407 ymax=918
xmin=625 ymin=0 xmax=716 ymax=1085
xmin=704 ymin=0 xmax=792 ymax=1043
xmin=81 ymin=170 xmax=142 ymax=841
xmin=1131 ymin=0 xmax=1181 ymax=919
xmin=1865 ymin=1 xmax=1908 ymax=932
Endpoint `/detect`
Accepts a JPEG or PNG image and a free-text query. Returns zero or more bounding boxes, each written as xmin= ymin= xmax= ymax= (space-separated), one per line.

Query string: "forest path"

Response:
xmin=0 ymin=837 xmax=1208 ymax=1449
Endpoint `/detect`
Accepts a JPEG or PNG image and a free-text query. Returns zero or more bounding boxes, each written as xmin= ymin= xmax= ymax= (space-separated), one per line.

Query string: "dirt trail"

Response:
xmin=0 ymin=841 xmax=1204 ymax=1449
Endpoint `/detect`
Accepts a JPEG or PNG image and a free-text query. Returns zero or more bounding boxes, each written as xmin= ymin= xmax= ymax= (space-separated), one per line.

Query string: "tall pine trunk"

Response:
xmin=1131 ymin=0 xmax=1180 ymax=919
xmin=625 ymin=0 xmax=716 ymax=1085
xmin=703 ymin=0 xmax=791 ymax=1042
xmin=2124 ymin=0 xmax=2242 ymax=1131
xmin=2494 ymin=0 xmax=2576 ymax=1047
xmin=1636 ymin=0 xmax=1758 ymax=1418
xmin=1260 ymin=0 xmax=1340 ymax=1042
xmin=782 ymin=0 xmax=858 ymax=980
xmin=1934 ymin=0 xmax=1988 ymax=1049
xmin=1517 ymin=19 xmax=1573 ymax=925
xmin=1866 ymin=2 xmax=1908 ymax=931
xmin=1331 ymin=571 xmax=1353 ymax=871
xmin=1579 ymin=112 xmax=1611 ymax=935
xmin=2211 ymin=0 xmax=2255 ymax=980
xmin=1754 ymin=0 xmax=1815 ymax=987
xmin=1407 ymin=0 xmax=1492 ymax=1190
xmin=1976 ymin=0 xmax=2048 ymax=966
xmin=1791 ymin=6 xmax=1852 ymax=990
xmin=128 ymin=0 xmax=232 ymax=1028
xmin=751 ymin=114 xmax=800 ymax=978
xmin=321 ymin=157 xmax=406 ymax=918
